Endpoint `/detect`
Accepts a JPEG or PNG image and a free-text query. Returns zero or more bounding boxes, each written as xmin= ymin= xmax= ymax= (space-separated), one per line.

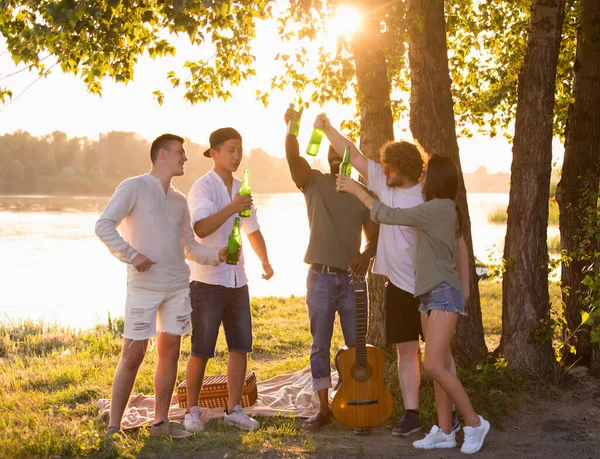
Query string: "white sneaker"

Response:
xmin=223 ymin=405 xmax=260 ymax=431
xmin=460 ymin=415 xmax=490 ymax=454
xmin=413 ymin=425 xmax=457 ymax=449
xmin=183 ymin=406 xmax=204 ymax=433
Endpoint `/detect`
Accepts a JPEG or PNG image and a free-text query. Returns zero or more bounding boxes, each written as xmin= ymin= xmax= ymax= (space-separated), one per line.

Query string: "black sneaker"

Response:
xmin=452 ymin=411 xmax=460 ymax=433
xmin=392 ymin=411 xmax=421 ymax=436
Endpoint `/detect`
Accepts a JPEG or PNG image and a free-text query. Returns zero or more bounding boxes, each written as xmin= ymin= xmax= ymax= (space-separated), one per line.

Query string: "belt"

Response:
xmin=310 ymin=263 xmax=348 ymax=274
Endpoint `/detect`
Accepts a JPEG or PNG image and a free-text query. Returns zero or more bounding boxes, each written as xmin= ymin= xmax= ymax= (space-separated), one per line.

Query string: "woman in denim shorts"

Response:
xmin=338 ymin=155 xmax=490 ymax=455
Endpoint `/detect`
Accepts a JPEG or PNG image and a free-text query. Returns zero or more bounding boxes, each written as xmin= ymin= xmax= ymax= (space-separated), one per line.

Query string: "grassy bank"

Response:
xmin=0 ymin=282 xmax=542 ymax=458
xmin=488 ymin=199 xmax=560 ymax=226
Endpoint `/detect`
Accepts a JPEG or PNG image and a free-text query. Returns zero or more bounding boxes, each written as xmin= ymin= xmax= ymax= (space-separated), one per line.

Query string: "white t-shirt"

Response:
xmin=368 ymin=160 xmax=424 ymax=294
xmin=95 ymin=174 xmax=222 ymax=291
xmin=188 ymin=170 xmax=260 ymax=288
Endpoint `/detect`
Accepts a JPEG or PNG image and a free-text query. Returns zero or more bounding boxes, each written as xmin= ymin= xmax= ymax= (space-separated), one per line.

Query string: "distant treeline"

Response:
xmin=1 ymin=130 xmax=544 ymax=195
xmin=0 ymin=130 xmax=304 ymax=195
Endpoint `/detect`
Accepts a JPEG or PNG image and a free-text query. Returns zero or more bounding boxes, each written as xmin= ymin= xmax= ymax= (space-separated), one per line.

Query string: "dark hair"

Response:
xmin=150 ymin=133 xmax=185 ymax=163
xmin=379 ymin=141 xmax=424 ymax=182
xmin=422 ymin=155 xmax=463 ymax=235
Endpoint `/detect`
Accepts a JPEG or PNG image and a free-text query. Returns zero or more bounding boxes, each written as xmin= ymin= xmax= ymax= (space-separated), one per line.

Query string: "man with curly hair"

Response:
xmin=314 ymin=115 xmax=466 ymax=437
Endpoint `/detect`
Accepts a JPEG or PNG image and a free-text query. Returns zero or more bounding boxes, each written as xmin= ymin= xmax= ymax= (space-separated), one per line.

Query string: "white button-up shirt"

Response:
xmin=188 ymin=170 xmax=260 ymax=288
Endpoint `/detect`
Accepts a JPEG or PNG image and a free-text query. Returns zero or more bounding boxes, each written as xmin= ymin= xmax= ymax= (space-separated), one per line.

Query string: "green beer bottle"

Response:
xmin=239 ymin=169 xmax=251 ymax=217
xmin=306 ymin=113 xmax=326 ymax=157
xmin=226 ymin=217 xmax=241 ymax=265
xmin=286 ymin=89 xmax=302 ymax=137
xmin=340 ymin=146 xmax=352 ymax=178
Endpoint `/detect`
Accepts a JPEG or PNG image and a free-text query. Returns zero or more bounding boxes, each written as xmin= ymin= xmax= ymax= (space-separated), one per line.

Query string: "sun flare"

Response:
xmin=327 ymin=6 xmax=362 ymax=41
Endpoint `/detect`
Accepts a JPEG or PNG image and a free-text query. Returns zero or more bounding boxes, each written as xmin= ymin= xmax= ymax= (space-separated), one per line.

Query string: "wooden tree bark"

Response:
xmin=407 ymin=0 xmax=487 ymax=367
xmin=351 ymin=8 xmax=395 ymax=347
xmin=500 ymin=0 xmax=565 ymax=378
xmin=556 ymin=0 xmax=600 ymax=372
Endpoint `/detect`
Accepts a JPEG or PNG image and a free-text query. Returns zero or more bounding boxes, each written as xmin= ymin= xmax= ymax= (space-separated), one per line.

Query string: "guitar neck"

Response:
xmin=353 ymin=278 xmax=367 ymax=366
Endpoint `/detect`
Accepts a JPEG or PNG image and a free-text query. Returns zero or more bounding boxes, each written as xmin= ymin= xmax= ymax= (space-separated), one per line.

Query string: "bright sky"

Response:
xmin=0 ymin=6 xmax=563 ymax=174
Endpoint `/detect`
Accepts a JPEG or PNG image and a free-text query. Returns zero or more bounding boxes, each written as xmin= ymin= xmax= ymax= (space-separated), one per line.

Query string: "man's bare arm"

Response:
xmin=284 ymin=107 xmax=312 ymax=188
xmin=314 ymin=114 xmax=368 ymax=177
xmin=247 ymin=230 xmax=274 ymax=280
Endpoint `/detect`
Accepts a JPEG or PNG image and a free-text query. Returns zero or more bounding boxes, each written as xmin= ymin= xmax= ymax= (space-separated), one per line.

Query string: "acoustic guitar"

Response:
xmin=331 ymin=276 xmax=393 ymax=428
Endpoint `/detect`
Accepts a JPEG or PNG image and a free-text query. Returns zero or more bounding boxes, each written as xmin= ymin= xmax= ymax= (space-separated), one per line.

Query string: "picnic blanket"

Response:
xmin=97 ymin=366 xmax=339 ymax=430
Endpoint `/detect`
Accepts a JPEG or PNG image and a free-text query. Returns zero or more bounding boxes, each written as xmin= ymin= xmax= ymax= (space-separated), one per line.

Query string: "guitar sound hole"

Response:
xmin=351 ymin=363 xmax=372 ymax=382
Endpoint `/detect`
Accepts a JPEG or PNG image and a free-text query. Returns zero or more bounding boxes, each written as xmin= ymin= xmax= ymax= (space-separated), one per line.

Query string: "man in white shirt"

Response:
xmin=95 ymin=134 xmax=227 ymax=440
xmin=315 ymin=116 xmax=468 ymax=437
xmin=184 ymin=127 xmax=274 ymax=433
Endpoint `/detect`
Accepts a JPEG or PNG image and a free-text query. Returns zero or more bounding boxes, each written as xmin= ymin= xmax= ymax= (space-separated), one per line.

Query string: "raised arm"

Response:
xmin=284 ymin=107 xmax=312 ymax=188
xmin=314 ymin=114 xmax=368 ymax=178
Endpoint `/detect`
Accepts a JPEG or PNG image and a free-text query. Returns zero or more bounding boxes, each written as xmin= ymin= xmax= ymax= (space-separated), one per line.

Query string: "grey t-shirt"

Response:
xmin=371 ymin=198 xmax=461 ymax=297
xmin=301 ymin=170 xmax=371 ymax=270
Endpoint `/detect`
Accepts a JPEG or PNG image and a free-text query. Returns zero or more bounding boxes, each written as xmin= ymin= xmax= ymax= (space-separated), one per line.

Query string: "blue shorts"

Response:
xmin=189 ymin=281 xmax=253 ymax=358
xmin=418 ymin=282 xmax=466 ymax=316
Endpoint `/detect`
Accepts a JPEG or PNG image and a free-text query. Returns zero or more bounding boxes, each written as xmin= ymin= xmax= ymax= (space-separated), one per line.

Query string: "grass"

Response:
xmin=488 ymin=199 xmax=560 ymax=226
xmin=0 ymin=283 xmax=553 ymax=458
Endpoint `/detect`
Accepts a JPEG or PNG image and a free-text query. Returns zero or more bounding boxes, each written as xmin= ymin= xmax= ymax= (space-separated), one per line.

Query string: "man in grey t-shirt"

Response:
xmin=284 ymin=108 xmax=378 ymax=432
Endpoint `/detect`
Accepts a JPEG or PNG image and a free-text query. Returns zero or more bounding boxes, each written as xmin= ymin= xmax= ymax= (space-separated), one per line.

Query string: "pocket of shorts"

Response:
xmin=422 ymin=287 xmax=449 ymax=307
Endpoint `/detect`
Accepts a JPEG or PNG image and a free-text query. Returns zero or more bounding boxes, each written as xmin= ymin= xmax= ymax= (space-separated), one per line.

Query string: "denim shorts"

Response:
xmin=418 ymin=282 xmax=466 ymax=316
xmin=189 ymin=281 xmax=253 ymax=358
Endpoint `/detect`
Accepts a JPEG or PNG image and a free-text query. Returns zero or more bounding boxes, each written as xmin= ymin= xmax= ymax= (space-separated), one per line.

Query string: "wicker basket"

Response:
xmin=177 ymin=372 xmax=258 ymax=409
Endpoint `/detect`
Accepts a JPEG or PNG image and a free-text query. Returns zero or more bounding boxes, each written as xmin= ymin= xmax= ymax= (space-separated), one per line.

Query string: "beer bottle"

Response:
xmin=286 ymin=89 xmax=302 ymax=137
xmin=340 ymin=146 xmax=352 ymax=178
xmin=306 ymin=113 xmax=326 ymax=157
xmin=239 ymin=169 xmax=251 ymax=217
xmin=226 ymin=217 xmax=241 ymax=265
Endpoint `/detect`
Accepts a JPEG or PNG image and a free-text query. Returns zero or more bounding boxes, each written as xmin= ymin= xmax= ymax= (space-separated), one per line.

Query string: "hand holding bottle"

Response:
xmin=336 ymin=175 xmax=363 ymax=197
xmin=226 ymin=217 xmax=242 ymax=265
xmin=313 ymin=113 xmax=331 ymax=131
xmin=286 ymin=89 xmax=303 ymax=136
xmin=238 ymin=169 xmax=252 ymax=217
xmin=285 ymin=105 xmax=302 ymax=126
xmin=231 ymin=193 xmax=252 ymax=215
xmin=306 ymin=112 xmax=327 ymax=157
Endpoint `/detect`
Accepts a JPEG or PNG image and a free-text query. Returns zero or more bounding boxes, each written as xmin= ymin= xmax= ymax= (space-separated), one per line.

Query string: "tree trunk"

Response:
xmin=351 ymin=8 xmax=395 ymax=347
xmin=407 ymin=0 xmax=487 ymax=367
xmin=500 ymin=0 xmax=565 ymax=378
xmin=557 ymin=0 xmax=600 ymax=370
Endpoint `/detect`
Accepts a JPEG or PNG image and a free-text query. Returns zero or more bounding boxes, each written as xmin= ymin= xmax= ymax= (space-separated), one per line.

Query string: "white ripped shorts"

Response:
xmin=123 ymin=285 xmax=191 ymax=340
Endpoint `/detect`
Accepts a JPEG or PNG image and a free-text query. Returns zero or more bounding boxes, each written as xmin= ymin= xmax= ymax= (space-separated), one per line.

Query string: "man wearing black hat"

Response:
xmin=184 ymin=127 xmax=274 ymax=433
